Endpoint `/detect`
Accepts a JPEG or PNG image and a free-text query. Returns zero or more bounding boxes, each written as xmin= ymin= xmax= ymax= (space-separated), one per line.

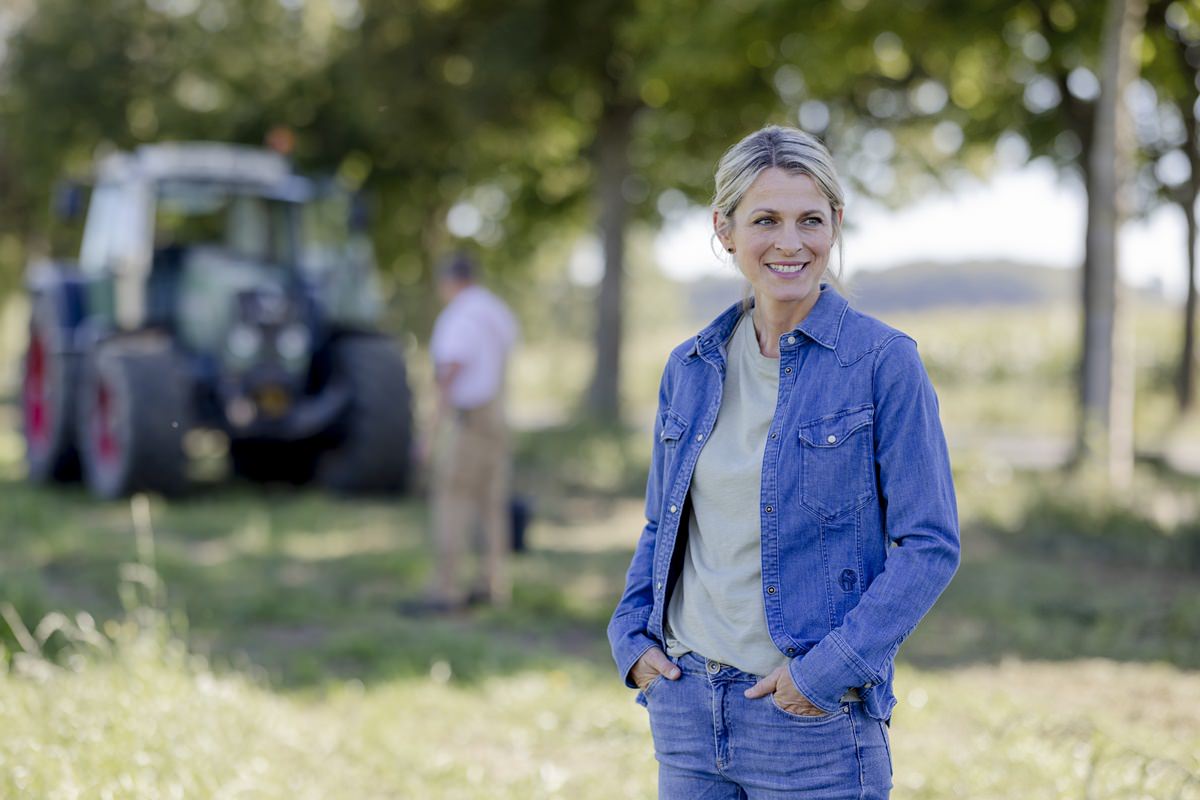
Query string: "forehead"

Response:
xmin=739 ymin=168 xmax=830 ymax=214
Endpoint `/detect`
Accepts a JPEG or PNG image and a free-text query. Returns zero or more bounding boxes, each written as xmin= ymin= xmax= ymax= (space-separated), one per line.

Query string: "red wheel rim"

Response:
xmin=23 ymin=331 xmax=50 ymax=450
xmin=91 ymin=376 xmax=120 ymax=467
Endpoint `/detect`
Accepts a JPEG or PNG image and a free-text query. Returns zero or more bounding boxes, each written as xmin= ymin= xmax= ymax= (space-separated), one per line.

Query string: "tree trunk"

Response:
xmin=1178 ymin=54 xmax=1200 ymax=413
xmin=586 ymin=101 xmax=635 ymax=423
xmin=1076 ymin=0 xmax=1147 ymax=488
xmin=1180 ymin=168 xmax=1198 ymax=413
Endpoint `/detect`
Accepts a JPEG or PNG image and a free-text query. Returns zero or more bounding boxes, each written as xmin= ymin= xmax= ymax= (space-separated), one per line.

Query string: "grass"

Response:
xmin=2 ymin=288 xmax=1200 ymax=796
xmin=2 ymin=455 xmax=1200 ymax=798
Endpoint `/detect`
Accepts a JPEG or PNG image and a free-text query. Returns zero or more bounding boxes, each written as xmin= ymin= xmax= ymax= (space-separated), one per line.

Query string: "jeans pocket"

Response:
xmin=635 ymin=672 xmax=667 ymax=707
xmin=641 ymin=673 xmax=666 ymax=698
xmin=768 ymin=694 xmax=846 ymax=725
xmin=797 ymin=405 xmax=874 ymax=520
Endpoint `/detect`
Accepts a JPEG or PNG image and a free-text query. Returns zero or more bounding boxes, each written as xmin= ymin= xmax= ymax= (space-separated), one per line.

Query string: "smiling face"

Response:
xmin=715 ymin=167 xmax=841 ymax=325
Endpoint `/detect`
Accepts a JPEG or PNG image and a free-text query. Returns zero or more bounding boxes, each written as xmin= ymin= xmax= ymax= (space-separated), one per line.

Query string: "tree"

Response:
xmin=1140 ymin=0 xmax=1200 ymax=413
xmin=1079 ymin=0 xmax=1147 ymax=487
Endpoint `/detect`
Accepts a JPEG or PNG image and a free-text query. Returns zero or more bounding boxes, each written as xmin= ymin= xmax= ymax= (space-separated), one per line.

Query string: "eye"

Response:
xmin=803 ymin=217 xmax=825 ymax=226
xmin=753 ymin=217 xmax=776 ymax=226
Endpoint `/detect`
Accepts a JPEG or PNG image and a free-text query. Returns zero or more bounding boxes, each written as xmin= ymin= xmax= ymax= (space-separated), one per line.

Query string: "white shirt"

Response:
xmin=430 ymin=285 xmax=519 ymax=410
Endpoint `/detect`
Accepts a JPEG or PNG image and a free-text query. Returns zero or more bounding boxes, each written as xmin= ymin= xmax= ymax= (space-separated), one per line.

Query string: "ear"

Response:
xmin=713 ymin=209 xmax=733 ymax=251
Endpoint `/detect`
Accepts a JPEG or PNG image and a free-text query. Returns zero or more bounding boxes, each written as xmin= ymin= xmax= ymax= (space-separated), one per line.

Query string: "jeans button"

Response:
xmin=707 ymin=660 xmax=720 ymax=674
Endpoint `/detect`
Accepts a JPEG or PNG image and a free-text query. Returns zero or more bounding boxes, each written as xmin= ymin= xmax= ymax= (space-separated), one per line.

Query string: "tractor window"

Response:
xmin=154 ymin=182 xmax=298 ymax=267
xmin=79 ymin=183 xmax=124 ymax=275
xmin=298 ymin=190 xmax=373 ymax=276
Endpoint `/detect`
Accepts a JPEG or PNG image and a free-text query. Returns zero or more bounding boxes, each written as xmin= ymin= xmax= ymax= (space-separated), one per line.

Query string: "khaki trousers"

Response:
xmin=432 ymin=395 xmax=511 ymax=605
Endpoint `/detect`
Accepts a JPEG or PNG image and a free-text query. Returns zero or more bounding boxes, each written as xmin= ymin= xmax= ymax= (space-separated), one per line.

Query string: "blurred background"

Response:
xmin=1 ymin=0 xmax=1200 ymax=797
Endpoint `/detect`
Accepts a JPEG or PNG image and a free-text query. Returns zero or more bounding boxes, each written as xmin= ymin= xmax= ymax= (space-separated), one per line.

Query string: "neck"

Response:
xmin=750 ymin=292 xmax=820 ymax=358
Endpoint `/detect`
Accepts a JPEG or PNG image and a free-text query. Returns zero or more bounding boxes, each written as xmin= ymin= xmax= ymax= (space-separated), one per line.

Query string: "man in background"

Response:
xmin=425 ymin=253 xmax=519 ymax=610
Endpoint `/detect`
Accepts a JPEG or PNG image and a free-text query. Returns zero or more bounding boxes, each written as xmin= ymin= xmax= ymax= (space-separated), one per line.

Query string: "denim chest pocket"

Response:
xmin=659 ymin=409 xmax=688 ymax=446
xmin=797 ymin=405 xmax=875 ymax=520
xmin=657 ymin=408 xmax=689 ymax=490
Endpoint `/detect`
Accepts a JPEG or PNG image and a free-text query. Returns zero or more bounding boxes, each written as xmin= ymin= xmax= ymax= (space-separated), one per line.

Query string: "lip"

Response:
xmin=766 ymin=261 xmax=810 ymax=276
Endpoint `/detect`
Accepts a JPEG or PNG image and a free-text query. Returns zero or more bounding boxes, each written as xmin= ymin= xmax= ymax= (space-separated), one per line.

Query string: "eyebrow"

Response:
xmin=748 ymin=207 xmax=827 ymax=216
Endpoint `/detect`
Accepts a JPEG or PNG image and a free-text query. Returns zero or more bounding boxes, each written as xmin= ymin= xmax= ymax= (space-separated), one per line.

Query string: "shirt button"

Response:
xmin=784 ymin=367 xmax=793 ymax=374
xmin=767 ymin=585 xmax=776 ymax=594
xmin=787 ymin=336 xmax=796 ymax=345
xmin=765 ymin=505 xmax=773 ymax=513
xmin=786 ymin=647 xmax=796 ymax=655
xmin=669 ymin=504 xmax=678 ymax=513
xmin=695 ymin=434 xmax=703 ymax=442
xmin=826 ymin=434 xmax=837 ymax=444
xmin=656 ymin=582 xmax=663 ymax=590
xmin=770 ymin=432 xmax=778 ymax=439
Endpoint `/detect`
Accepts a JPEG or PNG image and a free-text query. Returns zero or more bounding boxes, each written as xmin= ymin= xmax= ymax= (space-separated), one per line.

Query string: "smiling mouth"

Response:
xmin=767 ymin=262 xmax=809 ymax=274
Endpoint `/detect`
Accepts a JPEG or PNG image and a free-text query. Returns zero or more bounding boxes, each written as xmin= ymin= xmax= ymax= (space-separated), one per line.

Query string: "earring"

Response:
xmin=727 ymin=248 xmax=734 ymax=253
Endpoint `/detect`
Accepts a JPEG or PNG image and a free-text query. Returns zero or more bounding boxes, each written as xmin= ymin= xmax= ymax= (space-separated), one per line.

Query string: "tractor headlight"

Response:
xmin=228 ymin=324 xmax=262 ymax=361
xmin=276 ymin=324 xmax=310 ymax=361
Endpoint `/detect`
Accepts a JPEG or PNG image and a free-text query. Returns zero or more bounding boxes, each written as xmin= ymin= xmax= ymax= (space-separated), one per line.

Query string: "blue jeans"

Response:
xmin=638 ymin=653 xmax=892 ymax=799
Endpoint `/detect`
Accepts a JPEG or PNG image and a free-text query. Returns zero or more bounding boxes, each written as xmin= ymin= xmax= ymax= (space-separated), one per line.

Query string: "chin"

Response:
xmin=762 ymin=282 xmax=819 ymax=305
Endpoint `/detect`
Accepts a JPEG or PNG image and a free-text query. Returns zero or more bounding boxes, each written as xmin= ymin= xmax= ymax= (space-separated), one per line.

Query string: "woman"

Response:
xmin=608 ymin=126 xmax=960 ymax=799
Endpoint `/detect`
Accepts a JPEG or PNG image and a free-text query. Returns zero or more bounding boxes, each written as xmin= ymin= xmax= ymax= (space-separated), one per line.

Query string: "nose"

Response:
xmin=774 ymin=224 xmax=803 ymax=254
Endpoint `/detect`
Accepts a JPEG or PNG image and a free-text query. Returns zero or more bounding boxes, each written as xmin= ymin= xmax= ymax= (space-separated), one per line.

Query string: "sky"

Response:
xmin=649 ymin=157 xmax=1193 ymax=301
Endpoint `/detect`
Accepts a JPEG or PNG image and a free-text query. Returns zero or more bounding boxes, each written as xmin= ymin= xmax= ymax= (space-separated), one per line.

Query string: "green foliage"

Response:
xmin=0 ymin=0 xmax=1119 ymax=287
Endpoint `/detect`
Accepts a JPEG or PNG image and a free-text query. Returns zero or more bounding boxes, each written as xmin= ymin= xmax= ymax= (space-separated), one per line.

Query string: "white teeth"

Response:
xmin=768 ymin=263 xmax=806 ymax=274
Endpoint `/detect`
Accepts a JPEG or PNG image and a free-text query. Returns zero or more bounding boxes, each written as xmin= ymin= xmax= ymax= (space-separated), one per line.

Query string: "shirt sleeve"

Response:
xmin=608 ymin=360 xmax=672 ymax=687
xmin=430 ymin=305 xmax=475 ymax=367
xmin=789 ymin=334 xmax=961 ymax=712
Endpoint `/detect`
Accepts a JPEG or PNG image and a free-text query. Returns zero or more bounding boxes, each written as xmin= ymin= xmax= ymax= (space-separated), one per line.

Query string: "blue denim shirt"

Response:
xmin=608 ymin=285 xmax=960 ymax=721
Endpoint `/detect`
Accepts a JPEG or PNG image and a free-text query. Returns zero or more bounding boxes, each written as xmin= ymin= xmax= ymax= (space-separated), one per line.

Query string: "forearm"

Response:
xmin=609 ymin=367 xmax=672 ymax=686
xmin=789 ymin=524 xmax=959 ymax=710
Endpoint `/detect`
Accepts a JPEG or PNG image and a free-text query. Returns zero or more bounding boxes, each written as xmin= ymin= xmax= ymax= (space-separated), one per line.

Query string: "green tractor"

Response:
xmin=22 ymin=143 xmax=412 ymax=498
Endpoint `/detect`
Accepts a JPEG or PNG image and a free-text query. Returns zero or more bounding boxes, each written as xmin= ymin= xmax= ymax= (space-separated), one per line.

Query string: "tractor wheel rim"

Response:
xmin=23 ymin=331 xmax=50 ymax=449
xmin=92 ymin=377 xmax=120 ymax=467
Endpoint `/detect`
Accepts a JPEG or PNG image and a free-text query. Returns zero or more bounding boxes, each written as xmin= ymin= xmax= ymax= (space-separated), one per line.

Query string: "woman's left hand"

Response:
xmin=744 ymin=666 xmax=827 ymax=716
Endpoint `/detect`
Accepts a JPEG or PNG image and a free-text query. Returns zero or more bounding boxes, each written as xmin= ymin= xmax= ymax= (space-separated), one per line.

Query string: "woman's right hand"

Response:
xmin=630 ymin=647 xmax=682 ymax=690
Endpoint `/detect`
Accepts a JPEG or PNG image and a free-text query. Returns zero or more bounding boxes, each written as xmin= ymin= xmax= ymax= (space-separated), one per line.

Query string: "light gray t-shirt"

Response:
xmin=664 ymin=310 xmax=789 ymax=677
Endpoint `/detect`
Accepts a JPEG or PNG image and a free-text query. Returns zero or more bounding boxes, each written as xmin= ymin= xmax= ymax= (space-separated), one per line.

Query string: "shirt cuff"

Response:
xmin=608 ymin=608 xmax=656 ymax=688
xmin=789 ymin=631 xmax=882 ymax=713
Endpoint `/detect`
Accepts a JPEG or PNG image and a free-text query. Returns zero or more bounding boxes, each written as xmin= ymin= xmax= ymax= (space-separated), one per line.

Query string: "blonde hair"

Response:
xmin=712 ymin=126 xmax=845 ymax=285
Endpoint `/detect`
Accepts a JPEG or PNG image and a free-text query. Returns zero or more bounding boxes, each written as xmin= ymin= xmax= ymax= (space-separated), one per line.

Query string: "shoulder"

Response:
xmin=837 ymin=306 xmax=931 ymax=392
xmin=834 ymin=303 xmax=916 ymax=366
xmin=668 ymin=336 xmax=698 ymax=364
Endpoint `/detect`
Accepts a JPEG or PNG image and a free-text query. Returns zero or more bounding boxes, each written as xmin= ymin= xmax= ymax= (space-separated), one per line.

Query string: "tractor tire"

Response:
xmin=22 ymin=295 xmax=81 ymax=482
xmin=315 ymin=335 xmax=412 ymax=494
xmin=77 ymin=338 xmax=190 ymax=499
xmin=229 ymin=439 xmax=316 ymax=485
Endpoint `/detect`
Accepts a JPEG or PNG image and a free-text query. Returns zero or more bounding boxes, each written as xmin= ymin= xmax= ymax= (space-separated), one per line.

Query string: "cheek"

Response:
xmin=804 ymin=229 xmax=834 ymax=253
xmin=743 ymin=228 xmax=775 ymax=249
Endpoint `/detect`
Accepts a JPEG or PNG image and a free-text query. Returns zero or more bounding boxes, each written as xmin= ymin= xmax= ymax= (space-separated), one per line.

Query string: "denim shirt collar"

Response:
xmin=687 ymin=284 xmax=849 ymax=361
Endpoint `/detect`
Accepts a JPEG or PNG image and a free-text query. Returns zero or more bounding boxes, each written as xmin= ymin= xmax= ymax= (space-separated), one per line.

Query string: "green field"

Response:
xmin=2 ymin=293 xmax=1200 ymax=798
